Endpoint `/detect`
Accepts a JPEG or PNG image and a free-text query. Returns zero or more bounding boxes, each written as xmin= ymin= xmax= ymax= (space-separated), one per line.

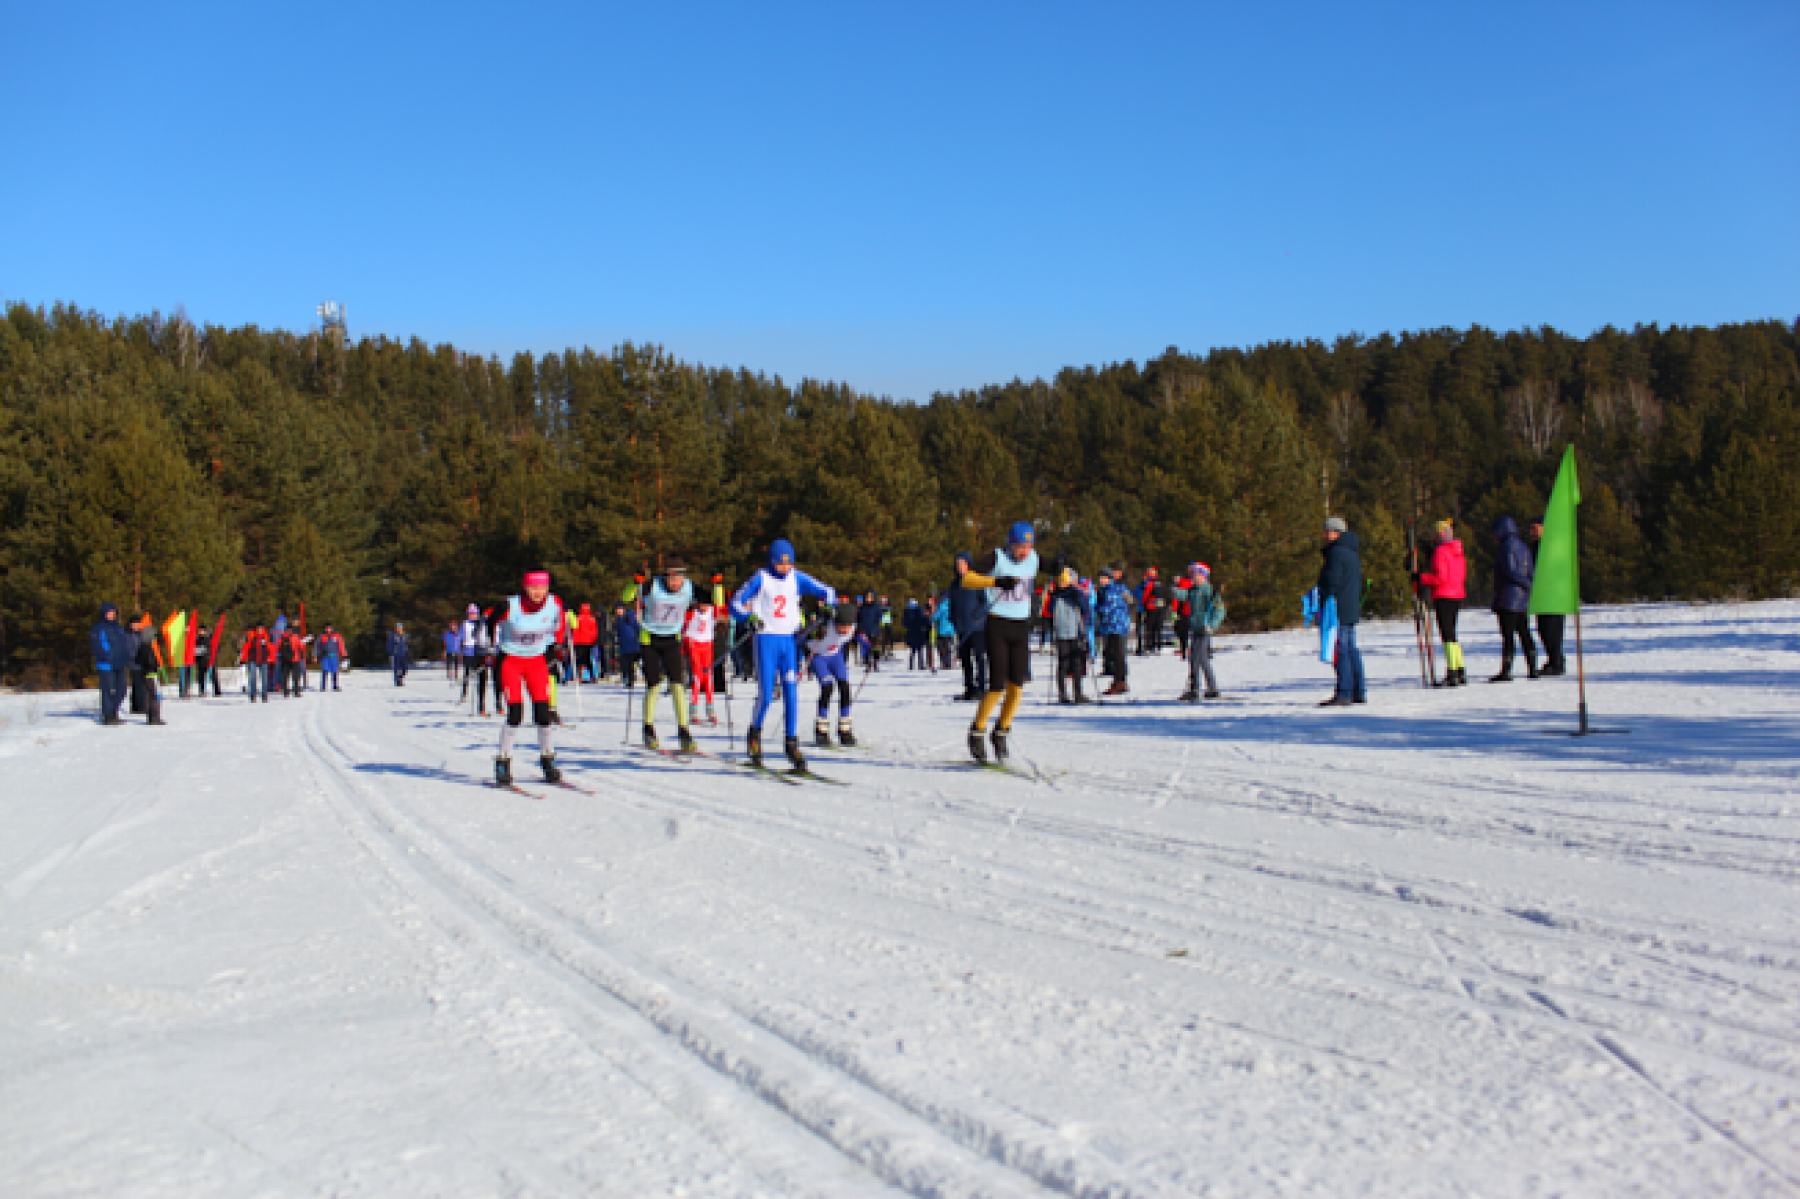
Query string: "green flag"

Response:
xmin=1529 ymin=445 xmax=1582 ymax=615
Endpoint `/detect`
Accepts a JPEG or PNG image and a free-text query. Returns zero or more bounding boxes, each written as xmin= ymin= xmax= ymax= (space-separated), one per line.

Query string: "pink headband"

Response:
xmin=523 ymin=571 xmax=550 ymax=587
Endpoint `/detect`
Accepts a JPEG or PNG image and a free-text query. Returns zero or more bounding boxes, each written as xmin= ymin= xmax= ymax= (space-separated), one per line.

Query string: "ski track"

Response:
xmin=4 ymin=601 xmax=1799 ymax=1195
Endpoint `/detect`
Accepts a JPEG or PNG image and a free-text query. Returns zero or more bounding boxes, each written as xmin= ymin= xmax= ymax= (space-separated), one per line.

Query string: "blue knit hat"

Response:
xmin=769 ymin=538 xmax=795 ymax=567
xmin=1007 ymin=521 xmax=1034 ymax=547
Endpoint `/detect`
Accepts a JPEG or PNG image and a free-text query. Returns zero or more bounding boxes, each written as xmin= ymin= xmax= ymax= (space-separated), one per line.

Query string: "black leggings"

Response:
xmin=817 ymin=678 xmax=850 ymax=715
xmin=985 ymin=616 xmax=1032 ymax=692
xmin=641 ymin=635 xmax=687 ymax=689
xmin=1497 ymin=611 xmax=1536 ymax=663
xmin=1434 ymin=599 xmax=1460 ymax=643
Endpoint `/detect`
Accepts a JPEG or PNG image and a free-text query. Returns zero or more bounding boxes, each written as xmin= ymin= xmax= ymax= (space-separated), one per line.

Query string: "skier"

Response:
xmin=316 ymin=624 xmax=347 ymax=691
xmin=625 ymin=557 xmax=697 ymax=752
xmin=709 ymin=573 xmax=731 ymax=696
xmin=1050 ymin=566 xmax=1093 ymax=703
xmin=959 ymin=521 xmax=1041 ymax=763
xmin=807 ymin=600 xmax=864 ymax=747
xmin=1093 ymin=566 xmax=1134 ymax=695
xmin=1178 ymin=562 xmax=1225 ymax=701
xmin=682 ymin=580 xmax=724 ymax=726
xmin=492 ymin=568 xmax=568 ymax=786
xmin=1490 ymin=516 xmax=1538 ymax=681
xmin=1418 ymin=519 xmax=1468 ymax=686
xmin=613 ymin=603 xmax=642 ymax=687
xmin=730 ymin=539 xmax=838 ymax=769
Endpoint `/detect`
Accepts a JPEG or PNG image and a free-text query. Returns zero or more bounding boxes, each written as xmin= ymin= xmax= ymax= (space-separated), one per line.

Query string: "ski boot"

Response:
xmin=990 ymin=728 xmax=1010 ymax=763
xmin=1104 ymin=682 xmax=1129 ymax=697
xmin=1057 ymin=686 xmax=1072 ymax=705
xmin=1204 ymin=690 xmax=1220 ymax=699
xmin=968 ymin=727 xmax=988 ymax=763
xmin=706 ymin=703 xmax=718 ymax=725
xmin=784 ymin=736 xmax=806 ymax=771
xmin=815 ymin=717 xmax=832 ymax=749
xmin=1178 ymin=688 xmax=1199 ymax=703
xmin=495 ymin=756 xmax=514 ymax=787
xmin=643 ymin=723 xmax=660 ymax=750
xmin=550 ymin=708 xmax=564 ymax=726
xmin=837 ymin=717 xmax=856 ymax=747
xmin=677 ymin=727 xmax=696 ymax=754
xmin=746 ymin=727 xmax=763 ymax=767
xmin=540 ymin=754 xmax=562 ymax=784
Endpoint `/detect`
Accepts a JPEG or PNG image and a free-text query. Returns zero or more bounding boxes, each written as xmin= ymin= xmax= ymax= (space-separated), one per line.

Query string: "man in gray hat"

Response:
xmin=1317 ymin=516 xmax=1366 ymax=706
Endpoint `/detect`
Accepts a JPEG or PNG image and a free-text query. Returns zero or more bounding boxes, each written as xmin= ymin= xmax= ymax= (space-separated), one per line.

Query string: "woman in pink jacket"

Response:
xmin=1418 ymin=519 xmax=1468 ymax=686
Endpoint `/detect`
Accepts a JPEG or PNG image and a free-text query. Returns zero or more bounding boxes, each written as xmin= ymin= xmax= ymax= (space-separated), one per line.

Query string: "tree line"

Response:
xmin=1 ymin=301 xmax=1795 ymax=686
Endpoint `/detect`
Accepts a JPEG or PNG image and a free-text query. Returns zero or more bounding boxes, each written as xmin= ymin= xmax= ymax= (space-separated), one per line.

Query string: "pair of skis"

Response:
xmin=1407 ymin=519 xmax=1439 ymax=689
xmin=637 ymin=742 xmax=845 ymax=786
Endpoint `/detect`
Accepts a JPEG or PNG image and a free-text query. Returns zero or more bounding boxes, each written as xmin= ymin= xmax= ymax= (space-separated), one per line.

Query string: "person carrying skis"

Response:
xmin=1050 ymin=565 xmax=1093 ymax=704
xmin=492 ymin=568 xmax=568 ymax=785
xmin=1417 ymin=519 xmax=1467 ymax=685
xmin=682 ymin=582 xmax=724 ymax=726
xmin=625 ymin=557 xmax=698 ymax=751
xmin=731 ymin=539 xmax=837 ymax=769
xmin=959 ymin=521 xmax=1041 ymax=763
xmin=807 ymin=600 xmax=864 ymax=748
xmin=316 ymin=624 xmax=347 ymax=691
xmin=1178 ymin=562 xmax=1225 ymax=701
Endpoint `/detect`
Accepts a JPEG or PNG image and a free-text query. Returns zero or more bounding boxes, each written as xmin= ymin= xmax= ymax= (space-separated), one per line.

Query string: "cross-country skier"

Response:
xmin=1177 ymin=562 xmax=1224 ymax=701
xmin=682 ymin=583 xmax=725 ymax=725
xmin=731 ymin=539 xmax=837 ymax=769
xmin=625 ymin=557 xmax=697 ymax=751
xmin=1418 ymin=519 xmax=1468 ymax=685
xmin=959 ymin=521 xmax=1041 ymax=763
xmin=492 ymin=568 xmax=567 ymax=786
xmin=807 ymin=600 xmax=865 ymax=747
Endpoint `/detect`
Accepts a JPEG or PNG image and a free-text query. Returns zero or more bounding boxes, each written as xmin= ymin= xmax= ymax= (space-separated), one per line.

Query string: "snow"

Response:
xmin=3 ymin=601 xmax=1798 ymax=1197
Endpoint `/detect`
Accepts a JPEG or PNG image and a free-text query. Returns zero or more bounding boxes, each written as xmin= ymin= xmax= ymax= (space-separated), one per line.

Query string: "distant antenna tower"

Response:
xmin=316 ymin=301 xmax=348 ymax=349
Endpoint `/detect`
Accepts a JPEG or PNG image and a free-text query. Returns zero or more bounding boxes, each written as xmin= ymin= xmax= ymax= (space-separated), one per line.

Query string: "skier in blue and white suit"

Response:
xmin=730 ymin=538 xmax=836 ymax=769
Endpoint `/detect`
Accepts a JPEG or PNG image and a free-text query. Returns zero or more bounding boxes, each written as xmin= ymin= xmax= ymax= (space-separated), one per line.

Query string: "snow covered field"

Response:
xmin=2 ymin=601 xmax=1797 ymax=1197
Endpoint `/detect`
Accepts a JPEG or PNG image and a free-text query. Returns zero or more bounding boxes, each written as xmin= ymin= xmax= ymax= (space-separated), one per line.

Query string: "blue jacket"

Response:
xmin=933 ymin=602 xmax=954 ymax=638
xmin=387 ymin=630 xmax=411 ymax=664
xmin=902 ymin=604 xmax=929 ymax=648
xmin=1094 ymin=581 xmax=1133 ymax=635
xmin=614 ymin=610 xmax=642 ymax=653
xmin=948 ymin=554 xmax=990 ymax=635
xmin=1491 ymin=517 xmax=1535 ymax=612
xmin=1316 ymin=531 xmax=1364 ymax=626
xmin=89 ymin=604 xmax=133 ymax=672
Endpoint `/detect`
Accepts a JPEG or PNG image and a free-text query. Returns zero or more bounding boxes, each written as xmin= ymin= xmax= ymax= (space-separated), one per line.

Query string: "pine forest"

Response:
xmin=2 ymin=302 xmax=1796 ymax=685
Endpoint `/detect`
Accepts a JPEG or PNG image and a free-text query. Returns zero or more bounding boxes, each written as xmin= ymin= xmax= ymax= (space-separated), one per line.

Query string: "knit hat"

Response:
xmin=1191 ymin=562 xmax=1211 ymax=578
xmin=467 ymin=603 xmax=479 ymax=616
xmin=1435 ymin=519 xmax=1454 ymax=539
xmin=1096 ymin=566 xmax=1113 ymax=580
xmin=1007 ymin=521 xmax=1035 ymax=547
xmin=769 ymin=539 xmax=795 ymax=567
xmin=663 ymin=556 xmax=686 ymax=573
xmin=1324 ymin=516 xmax=1348 ymax=534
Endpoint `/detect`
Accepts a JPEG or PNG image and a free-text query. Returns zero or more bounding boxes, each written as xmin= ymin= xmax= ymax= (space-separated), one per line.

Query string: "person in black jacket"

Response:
xmin=1490 ymin=516 xmax=1538 ymax=681
xmin=129 ymin=613 xmax=167 ymax=725
xmin=1525 ymin=516 xmax=1566 ymax=675
xmin=1317 ymin=517 xmax=1366 ymax=706
xmin=89 ymin=603 xmax=134 ymax=724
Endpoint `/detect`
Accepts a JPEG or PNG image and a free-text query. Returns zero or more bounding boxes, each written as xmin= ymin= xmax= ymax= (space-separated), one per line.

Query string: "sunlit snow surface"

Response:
xmin=3 ymin=601 xmax=1797 ymax=1197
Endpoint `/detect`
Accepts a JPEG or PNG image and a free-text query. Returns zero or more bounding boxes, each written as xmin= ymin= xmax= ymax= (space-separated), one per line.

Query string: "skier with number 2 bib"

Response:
xmin=730 ymin=539 xmax=837 ymax=770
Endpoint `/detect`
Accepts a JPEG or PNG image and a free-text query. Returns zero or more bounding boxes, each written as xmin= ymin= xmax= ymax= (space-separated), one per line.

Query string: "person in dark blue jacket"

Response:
xmin=613 ymin=604 xmax=643 ymax=687
xmin=89 ymin=602 xmax=133 ymax=724
xmin=1490 ymin=516 xmax=1538 ymax=681
xmin=1316 ymin=517 xmax=1366 ymax=706
xmin=855 ymin=593 xmax=883 ymax=670
xmin=948 ymin=551 xmax=990 ymax=700
xmin=387 ymin=622 xmax=411 ymax=687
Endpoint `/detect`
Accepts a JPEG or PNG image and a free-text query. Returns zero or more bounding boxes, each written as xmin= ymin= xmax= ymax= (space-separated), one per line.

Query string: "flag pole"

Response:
xmin=1575 ymin=608 xmax=1588 ymax=737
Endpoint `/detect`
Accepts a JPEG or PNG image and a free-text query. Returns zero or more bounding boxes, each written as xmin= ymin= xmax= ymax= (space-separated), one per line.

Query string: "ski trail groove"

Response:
xmin=313 ymin=691 xmax=1143 ymax=1198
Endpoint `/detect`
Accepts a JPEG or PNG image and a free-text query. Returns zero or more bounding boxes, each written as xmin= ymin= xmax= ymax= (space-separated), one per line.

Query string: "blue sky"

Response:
xmin=5 ymin=2 xmax=1795 ymax=400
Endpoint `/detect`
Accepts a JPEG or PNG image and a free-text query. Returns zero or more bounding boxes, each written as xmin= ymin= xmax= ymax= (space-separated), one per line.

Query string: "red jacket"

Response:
xmin=573 ymin=604 xmax=599 ymax=646
xmin=240 ymin=629 xmax=272 ymax=666
xmin=1420 ymin=539 xmax=1467 ymax=600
